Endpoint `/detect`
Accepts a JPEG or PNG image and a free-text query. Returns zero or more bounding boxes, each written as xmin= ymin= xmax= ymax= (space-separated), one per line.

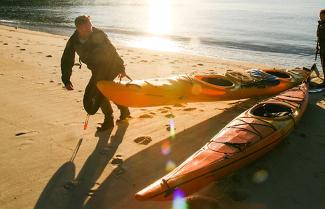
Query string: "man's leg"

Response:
xmin=321 ymin=53 xmax=325 ymax=84
xmin=98 ymin=98 xmax=115 ymax=131
xmin=116 ymin=104 xmax=131 ymax=121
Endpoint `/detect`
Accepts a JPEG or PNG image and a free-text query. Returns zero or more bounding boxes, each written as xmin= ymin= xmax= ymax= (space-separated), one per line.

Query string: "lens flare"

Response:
xmin=252 ymin=169 xmax=269 ymax=184
xmin=165 ymin=160 xmax=176 ymax=172
xmin=169 ymin=119 xmax=176 ymax=139
xmin=172 ymin=188 xmax=188 ymax=209
xmin=161 ymin=141 xmax=171 ymax=155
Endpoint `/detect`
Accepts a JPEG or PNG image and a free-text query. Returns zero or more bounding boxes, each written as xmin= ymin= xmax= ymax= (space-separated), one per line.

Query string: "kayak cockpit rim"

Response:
xmin=194 ymin=75 xmax=235 ymax=88
xmin=249 ymin=103 xmax=294 ymax=120
xmin=263 ymin=70 xmax=292 ymax=79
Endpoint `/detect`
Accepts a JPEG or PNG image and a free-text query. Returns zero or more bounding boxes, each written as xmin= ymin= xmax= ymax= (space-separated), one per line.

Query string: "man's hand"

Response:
xmin=118 ymin=71 xmax=132 ymax=82
xmin=118 ymin=71 xmax=127 ymax=80
xmin=65 ymin=82 xmax=74 ymax=91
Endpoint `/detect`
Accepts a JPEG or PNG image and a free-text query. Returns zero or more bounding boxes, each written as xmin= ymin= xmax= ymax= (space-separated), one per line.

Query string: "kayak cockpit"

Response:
xmin=250 ymin=103 xmax=293 ymax=118
xmin=195 ymin=75 xmax=234 ymax=87
xmin=263 ymin=70 xmax=291 ymax=79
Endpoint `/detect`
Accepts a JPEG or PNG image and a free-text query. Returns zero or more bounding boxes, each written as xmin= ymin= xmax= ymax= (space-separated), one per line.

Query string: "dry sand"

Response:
xmin=0 ymin=25 xmax=324 ymax=209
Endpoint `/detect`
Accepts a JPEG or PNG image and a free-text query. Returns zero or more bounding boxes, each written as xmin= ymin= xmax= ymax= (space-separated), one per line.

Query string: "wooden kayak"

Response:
xmin=135 ymin=82 xmax=309 ymax=201
xmin=97 ymin=67 xmax=310 ymax=107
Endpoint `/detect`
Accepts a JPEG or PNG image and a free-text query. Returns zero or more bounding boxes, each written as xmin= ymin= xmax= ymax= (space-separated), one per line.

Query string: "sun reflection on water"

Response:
xmin=130 ymin=0 xmax=180 ymax=52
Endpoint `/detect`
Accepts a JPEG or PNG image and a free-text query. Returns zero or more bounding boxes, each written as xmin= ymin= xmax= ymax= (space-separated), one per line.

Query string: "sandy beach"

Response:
xmin=0 ymin=24 xmax=324 ymax=209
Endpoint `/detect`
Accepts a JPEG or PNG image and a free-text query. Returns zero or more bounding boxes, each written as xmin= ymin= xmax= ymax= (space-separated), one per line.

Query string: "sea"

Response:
xmin=0 ymin=0 xmax=323 ymax=68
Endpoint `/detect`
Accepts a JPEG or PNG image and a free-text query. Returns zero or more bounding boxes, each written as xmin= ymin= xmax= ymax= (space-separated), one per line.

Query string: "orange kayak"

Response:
xmin=135 ymin=83 xmax=309 ymax=201
xmin=97 ymin=68 xmax=310 ymax=107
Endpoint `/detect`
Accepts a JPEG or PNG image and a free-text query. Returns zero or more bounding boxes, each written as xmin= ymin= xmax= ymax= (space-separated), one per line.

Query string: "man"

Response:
xmin=317 ymin=9 xmax=325 ymax=85
xmin=61 ymin=15 xmax=130 ymax=131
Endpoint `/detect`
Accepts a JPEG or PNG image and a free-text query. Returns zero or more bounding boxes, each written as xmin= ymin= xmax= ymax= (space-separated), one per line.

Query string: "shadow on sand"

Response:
xmin=82 ymin=98 xmax=261 ymax=209
xmin=35 ymin=94 xmax=325 ymax=209
xmin=34 ymin=122 xmax=129 ymax=209
xmin=84 ymin=94 xmax=325 ymax=209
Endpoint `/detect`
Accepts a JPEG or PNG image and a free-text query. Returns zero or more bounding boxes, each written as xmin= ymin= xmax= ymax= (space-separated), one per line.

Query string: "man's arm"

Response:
xmin=61 ymin=36 xmax=76 ymax=89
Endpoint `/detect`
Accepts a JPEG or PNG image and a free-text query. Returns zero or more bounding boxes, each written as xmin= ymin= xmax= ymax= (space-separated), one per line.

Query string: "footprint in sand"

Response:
xmin=165 ymin=113 xmax=175 ymax=118
xmin=46 ymin=55 xmax=53 ymax=58
xmin=15 ymin=130 xmax=39 ymax=137
xmin=20 ymin=48 xmax=26 ymax=51
xmin=183 ymin=107 xmax=197 ymax=111
xmin=150 ymin=112 xmax=156 ymax=115
xmin=164 ymin=106 xmax=172 ymax=110
xmin=160 ymin=110 xmax=168 ymax=113
xmin=139 ymin=114 xmax=154 ymax=119
xmin=111 ymin=157 xmax=124 ymax=165
xmin=3 ymin=43 xmax=8 ymax=45
xmin=134 ymin=136 xmax=152 ymax=145
xmin=197 ymin=63 xmax=204 ymax=66
xmin=166 ymin=124 xmax=176 ymax=131
xmin=174 ymin=104 xmax=185 ymax=107
xmin=17 ymin=140 xmax=35 ymax=150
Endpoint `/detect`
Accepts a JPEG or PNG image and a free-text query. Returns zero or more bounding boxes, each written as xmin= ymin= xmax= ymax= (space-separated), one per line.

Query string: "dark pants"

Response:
xmin=99 ymin=90 xmax=129 ymax=119
xmin=83 ymin=67 xmax=129 ymax=118
xmin=321 ymin=51 xmax=325 ymax=81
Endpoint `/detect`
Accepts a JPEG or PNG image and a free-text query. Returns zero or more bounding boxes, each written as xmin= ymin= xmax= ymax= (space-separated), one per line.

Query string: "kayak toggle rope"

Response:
xmin=83 ymin=114 xmax=90 ymax=130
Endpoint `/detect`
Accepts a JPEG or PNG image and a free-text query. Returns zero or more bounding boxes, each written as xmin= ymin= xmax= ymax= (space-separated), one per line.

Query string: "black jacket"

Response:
xmin=61 ymin=27 xmax=125 ymax=85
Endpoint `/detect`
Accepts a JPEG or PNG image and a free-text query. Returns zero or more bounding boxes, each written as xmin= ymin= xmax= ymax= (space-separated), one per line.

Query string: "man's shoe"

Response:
xmin=97 ymin=117 xmax=114 ymax=131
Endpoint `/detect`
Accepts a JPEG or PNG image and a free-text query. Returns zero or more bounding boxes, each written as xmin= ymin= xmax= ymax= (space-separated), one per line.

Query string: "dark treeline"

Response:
xmin=0 ymin=0 xmax=100 ymax=6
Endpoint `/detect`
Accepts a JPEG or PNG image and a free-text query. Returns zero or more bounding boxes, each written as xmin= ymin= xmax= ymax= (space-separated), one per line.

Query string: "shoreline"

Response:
xmin=0 ymin=24 xmax=324 ymax=209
